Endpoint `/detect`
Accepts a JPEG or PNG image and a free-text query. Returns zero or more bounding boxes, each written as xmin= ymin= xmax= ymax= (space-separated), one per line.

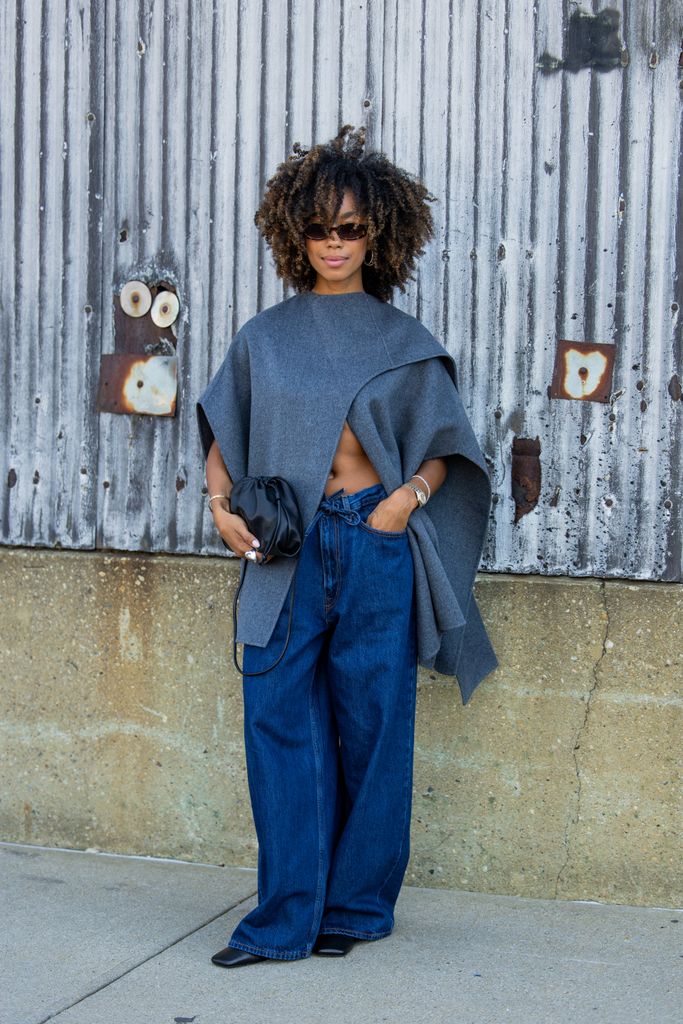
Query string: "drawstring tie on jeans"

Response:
xmin=305 ymin=492 xmax=362 ymax=536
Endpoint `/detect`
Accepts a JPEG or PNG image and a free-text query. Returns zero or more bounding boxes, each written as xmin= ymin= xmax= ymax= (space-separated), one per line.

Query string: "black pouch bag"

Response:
xmin=228 ymin=476 xmax=303 ymax=677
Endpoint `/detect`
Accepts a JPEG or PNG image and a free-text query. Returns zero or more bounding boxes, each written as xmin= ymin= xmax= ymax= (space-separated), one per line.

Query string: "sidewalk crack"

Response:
xmin=36 ymin=888 xmax=257 ymax=1023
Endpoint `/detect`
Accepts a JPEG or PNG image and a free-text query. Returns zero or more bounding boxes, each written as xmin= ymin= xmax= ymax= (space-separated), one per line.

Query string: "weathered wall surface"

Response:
xmin=1 ymin=546 xmax=680 ymax=908
xmin=1 ymin=0 xmax=681 ymax=579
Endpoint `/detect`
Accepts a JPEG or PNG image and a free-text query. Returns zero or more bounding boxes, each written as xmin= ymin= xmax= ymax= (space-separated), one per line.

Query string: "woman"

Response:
xmin=197 ymin=125 xmax=497 ymax=967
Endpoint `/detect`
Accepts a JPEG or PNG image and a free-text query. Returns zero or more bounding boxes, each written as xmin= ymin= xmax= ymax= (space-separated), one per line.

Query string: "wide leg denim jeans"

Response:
xmin=227 ymin=482 xmax=418 ymax=961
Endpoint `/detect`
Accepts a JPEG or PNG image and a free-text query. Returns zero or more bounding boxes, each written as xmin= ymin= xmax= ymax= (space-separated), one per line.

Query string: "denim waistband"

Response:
xmin=318 ymin=481 xmax=386 ymax=512
xmin=306 ymin=482 xmax=387 ymax=535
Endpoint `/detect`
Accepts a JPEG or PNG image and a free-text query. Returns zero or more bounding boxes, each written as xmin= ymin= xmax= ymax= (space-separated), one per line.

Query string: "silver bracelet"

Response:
xmin=208 ymin=493 xmax=230 ymax=511
xmin=410 ymin=473 xmax=431 ymax=500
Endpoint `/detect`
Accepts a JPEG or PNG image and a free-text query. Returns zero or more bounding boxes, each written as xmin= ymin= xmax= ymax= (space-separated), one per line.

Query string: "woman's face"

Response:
xmin=304 ymin=187 xmax=369 ymax=294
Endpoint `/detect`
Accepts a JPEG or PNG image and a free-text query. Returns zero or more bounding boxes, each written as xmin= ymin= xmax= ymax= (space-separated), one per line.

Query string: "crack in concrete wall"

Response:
xmin=554 ymin=581 xmax=611 ymax=897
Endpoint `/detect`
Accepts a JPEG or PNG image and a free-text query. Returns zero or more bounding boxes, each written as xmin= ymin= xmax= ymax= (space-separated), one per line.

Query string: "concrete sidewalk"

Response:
xmin=1 ymin=842 xmax=680 ymax=1024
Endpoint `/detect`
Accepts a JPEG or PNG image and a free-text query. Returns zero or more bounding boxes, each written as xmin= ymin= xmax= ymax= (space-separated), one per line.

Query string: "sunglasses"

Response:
xmin=303 ymin=221 xmax=368 ymax=241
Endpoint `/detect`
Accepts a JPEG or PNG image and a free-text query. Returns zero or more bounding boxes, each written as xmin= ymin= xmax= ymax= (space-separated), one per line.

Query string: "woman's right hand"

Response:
xmin=212 ymin=504 xmax=272 ymax=564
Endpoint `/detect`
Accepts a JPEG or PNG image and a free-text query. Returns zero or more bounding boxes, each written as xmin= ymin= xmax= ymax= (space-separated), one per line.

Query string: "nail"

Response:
xmin=252 ymin=539 xmax=260 ymax=547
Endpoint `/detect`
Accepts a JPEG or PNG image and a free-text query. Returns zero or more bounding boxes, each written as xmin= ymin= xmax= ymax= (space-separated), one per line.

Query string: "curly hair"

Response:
xmin=253 ymin=124 xmax=437 ymax=303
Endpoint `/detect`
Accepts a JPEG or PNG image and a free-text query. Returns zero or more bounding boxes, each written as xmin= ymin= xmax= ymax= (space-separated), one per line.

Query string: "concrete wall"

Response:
xmin=1 ymin=546 xmax=680 ymax=908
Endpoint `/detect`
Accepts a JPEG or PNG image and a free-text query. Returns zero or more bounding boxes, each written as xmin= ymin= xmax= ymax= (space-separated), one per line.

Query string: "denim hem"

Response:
xmin=317 ymin=927 xmax=392 ymax=941
xmin=227 ymin=938 xmax=311 ymax=961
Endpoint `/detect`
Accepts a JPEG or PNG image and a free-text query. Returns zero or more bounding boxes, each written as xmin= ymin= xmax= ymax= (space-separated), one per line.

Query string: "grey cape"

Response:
xmin=196 ymin=289 xmax=498 ymax=705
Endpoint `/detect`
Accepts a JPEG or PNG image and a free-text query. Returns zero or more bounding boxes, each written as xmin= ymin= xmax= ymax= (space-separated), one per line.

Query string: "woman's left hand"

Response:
xmin=366 ymin=493 xmax=413 ymax=532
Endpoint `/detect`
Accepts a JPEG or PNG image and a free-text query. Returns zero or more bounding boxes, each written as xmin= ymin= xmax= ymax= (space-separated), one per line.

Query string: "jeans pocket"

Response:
xmin=358 ymin=503 xmax=407 ymax=538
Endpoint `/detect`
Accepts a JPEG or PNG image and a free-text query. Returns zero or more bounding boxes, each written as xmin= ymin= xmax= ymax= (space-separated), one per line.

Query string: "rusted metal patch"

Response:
xmin=550 ymin=340 xmax=616 ymax=403
xmin=97 ymin=278 xmax=180 ymax=417
xmin=511 ymin=436 xmax=541 ymax=524
xmin=97 ymin=353 xmax=177 ymax=416
xmin=112 ymin=279 xmax=178 ymax=356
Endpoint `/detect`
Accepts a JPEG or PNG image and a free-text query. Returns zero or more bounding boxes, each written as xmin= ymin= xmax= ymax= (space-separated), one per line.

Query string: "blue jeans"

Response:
xmin=227 ymin=482 xmax=418 ymax=960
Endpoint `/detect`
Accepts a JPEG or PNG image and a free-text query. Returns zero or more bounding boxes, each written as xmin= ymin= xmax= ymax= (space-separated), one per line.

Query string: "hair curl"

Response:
xmin=254 ymin=124 xmax=437 ymax=303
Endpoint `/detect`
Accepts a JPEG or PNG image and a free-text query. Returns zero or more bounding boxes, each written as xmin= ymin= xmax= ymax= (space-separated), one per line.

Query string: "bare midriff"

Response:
xmin=324 ymin=420 xmax=382 ymax=496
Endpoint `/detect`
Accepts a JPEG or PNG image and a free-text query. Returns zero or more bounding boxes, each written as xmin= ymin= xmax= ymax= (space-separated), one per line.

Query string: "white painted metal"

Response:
xmin=1 ymin=0 xmax=680 ymax=580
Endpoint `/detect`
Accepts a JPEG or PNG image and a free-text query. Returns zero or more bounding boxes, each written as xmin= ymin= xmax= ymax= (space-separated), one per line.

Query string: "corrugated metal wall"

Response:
xmin=1 ymin=0 xmax=681 ymax=580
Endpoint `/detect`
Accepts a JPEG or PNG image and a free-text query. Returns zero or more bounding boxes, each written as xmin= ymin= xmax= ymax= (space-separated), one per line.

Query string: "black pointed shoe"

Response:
xmin=312 ymin=932 xmax=357 ymax=956
xmin=211 ymin=945 xmax=269 ymax=967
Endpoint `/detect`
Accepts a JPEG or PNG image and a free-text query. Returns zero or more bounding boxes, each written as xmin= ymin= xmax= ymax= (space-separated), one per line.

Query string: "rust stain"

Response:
xmin=511 ymin=436 xmax=541 ymax=523
xmin=97 ymin=353 xmax=177 ymax=416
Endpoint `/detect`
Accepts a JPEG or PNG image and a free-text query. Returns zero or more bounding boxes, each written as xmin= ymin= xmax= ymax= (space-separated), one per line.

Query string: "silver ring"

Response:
xmin=245 ymin=549 xmax=257 ymax=561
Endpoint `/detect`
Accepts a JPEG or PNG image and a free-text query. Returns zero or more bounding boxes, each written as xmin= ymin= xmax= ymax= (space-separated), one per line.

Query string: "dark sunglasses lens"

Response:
xmin=303 ymin=223 xmax=327 ymax=240
xmin=304 ymin=222 xmax=368 ymax=241
xmin=338 ymin=223 xmax=368 ymax=240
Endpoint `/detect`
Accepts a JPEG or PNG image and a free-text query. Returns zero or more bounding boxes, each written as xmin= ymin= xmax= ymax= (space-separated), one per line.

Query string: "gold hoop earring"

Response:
xmin=363 ymin=249 xmax=374 ymax=266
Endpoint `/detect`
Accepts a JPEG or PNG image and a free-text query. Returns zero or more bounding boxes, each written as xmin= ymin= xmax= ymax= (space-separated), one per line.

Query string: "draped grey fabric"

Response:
xmin=196 ymin=290 xmax=498 ymax=704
